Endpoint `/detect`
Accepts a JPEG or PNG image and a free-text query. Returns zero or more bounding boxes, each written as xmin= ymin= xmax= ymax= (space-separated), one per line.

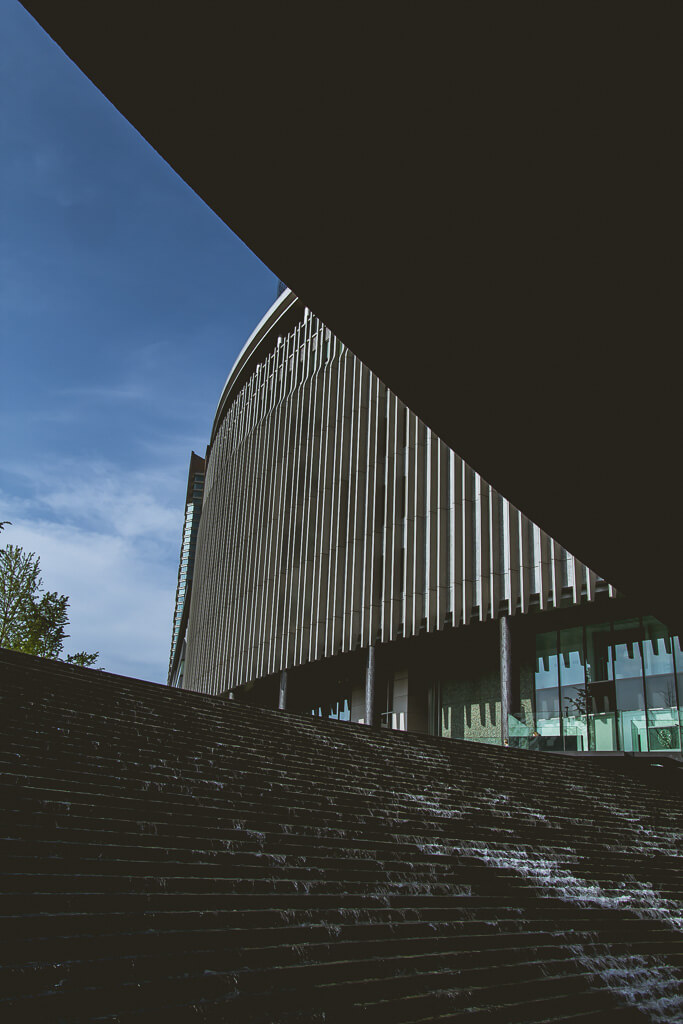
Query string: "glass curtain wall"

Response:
xmin=532 ymin=617 xmax=682 ymax=752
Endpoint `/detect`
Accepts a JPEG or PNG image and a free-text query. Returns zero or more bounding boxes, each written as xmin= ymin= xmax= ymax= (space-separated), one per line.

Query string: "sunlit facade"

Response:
xmin=175 ymin=291 xmax=682 ymax=758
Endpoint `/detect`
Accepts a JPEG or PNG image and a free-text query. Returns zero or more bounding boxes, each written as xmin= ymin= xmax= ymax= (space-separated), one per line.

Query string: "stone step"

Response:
xmin=350 ymin=987 xmax=653 ymax=1024
xmin=0 ymin=753 xmax=665 ymax=829
xmin=2 ymin=782 xmax=666 ymax=856
xmin=0 ymin=724 xmax=671 ymax=819
xmin=3 ymin=914 xmax=676 ymax=968
xmin=3 ymin=843 xmax=679 ymax=894
xmin=8 ymin=938 xmax=679 ymax=1002
xmin=7 ymin=899 xmax=670 ymax=937
xmin=2 ymin=650 xmax=682 ymax=1021
xmin=0 ymin=692 xmax=663 ymax=802
xmin=1 ymin=952 xmax=665 ymax=1023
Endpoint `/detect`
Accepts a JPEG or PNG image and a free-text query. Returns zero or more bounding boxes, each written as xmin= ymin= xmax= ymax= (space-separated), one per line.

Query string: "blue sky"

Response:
xmin=0 ymin=0 xmax=279 ymax=681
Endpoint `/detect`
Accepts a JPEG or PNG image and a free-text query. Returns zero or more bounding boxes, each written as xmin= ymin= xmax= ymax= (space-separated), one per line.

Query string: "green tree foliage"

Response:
xmin=0 ymin=541 xmax=99 ymax=666
xmin=65 ymin=651 xmax=100 ymax=668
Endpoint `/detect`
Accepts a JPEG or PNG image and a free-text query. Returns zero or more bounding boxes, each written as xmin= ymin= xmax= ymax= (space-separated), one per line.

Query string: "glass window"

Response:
xmin=584 ymin=622 xmax=617 ymax=750
xmin=609 ymin=619 xmax=646 ymax=752
xmin=535 ymin=632 xmax=559 ymax=689
xmin=673 ymin=635 xmax=683 ymax=679
xmin=610 ymin=619 xmax=645 ymax=710
xmin=558 ymin=627 xmax=585 ymax=686
xmin=643 ymin=617 xmax=677 ymax=708
xmin=534 ymin=632 xmax=561 ymax=749
xmin=610 ymin=619 xmax=643 ymax=678
xmin=559 ymin=627 xmax=588 ymax=751
xmin=585 ymin=622 xmax=610 ymax=684
xmin=643 ymin=619 xmax=681 ymax=751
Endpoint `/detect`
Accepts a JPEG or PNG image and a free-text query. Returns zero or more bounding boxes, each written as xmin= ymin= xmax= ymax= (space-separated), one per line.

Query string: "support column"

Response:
xmin=500 ymin=615 xmax=512 ymax=746
xmin=278 ymin=669 xmax=288 ymax=710
xmin=365 ymin=645 xmax=376 ymax=727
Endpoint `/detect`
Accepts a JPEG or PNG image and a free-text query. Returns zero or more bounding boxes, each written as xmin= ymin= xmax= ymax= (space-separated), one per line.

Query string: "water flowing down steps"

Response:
xmin=1 ymin=649 xmax=682 ymax=1023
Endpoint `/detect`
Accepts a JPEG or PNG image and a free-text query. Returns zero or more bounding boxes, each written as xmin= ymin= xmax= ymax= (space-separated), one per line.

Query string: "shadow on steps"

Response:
xmin=1 ymin=648 xmax=682 ymax=1023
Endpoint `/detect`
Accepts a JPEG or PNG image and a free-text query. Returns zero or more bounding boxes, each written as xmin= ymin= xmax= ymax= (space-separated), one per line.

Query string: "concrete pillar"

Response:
xmin=500 ymin=615 xmax=512 ymax=745
xmin=278 ymin=669 xmax=288 ymax=710
xmin=365 ymin=645 xmax=376 ymax=727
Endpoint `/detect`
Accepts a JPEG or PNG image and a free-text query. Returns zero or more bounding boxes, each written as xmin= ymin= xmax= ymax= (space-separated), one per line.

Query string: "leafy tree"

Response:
xmin=65 ymin=651 xmax=100 ymax=668
xmin=0 ymin=540 xmax=99 ymax=666
xmin=0 ymin=544 xmax=43 ymax=650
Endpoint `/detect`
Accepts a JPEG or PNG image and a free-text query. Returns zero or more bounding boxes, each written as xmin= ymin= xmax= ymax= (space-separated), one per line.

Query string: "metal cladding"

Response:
xmin=183 ymin=294 xmax=613 ymax=694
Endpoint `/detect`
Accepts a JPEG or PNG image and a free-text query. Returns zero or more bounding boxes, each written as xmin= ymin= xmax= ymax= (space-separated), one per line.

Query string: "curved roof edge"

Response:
xmin=211 ymin=288 xmax=302 ymax=442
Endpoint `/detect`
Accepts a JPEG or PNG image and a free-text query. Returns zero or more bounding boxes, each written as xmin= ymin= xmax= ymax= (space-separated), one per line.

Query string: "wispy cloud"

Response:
xmin=0 ymin=456 xmax=185 ymax=682
xmin=3 ymin=458 xmax=180 ymax=542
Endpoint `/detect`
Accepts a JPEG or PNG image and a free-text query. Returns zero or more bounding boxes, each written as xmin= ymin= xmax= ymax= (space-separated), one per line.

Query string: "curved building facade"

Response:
xmin=176 ymin=291 xmax=683 ymax=757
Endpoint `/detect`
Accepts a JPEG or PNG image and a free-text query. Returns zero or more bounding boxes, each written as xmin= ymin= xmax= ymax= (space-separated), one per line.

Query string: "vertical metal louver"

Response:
xmin=183 ymin=299 xmax=614 ymax=694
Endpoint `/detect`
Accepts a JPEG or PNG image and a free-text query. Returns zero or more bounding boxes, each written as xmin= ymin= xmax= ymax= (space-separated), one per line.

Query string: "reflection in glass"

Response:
xmin=530 ymin=618 xmax=682 ymax=755
xmin=673 ymin=635 xmax=683 ymax=679
xmin=535 ymin=633 xmax=559 ymax=690
xmin=508 ymin=709 xmax=532 ymax=749
xmin=559 ymin=627 xmax=587 ymax=751
xmin=311 ymin=695 xmax=351 ymax=721
xmin=610 ymin=619 xmax=644 ymax=682
xmin=584 ymin=623 xmax=616 ymax=750
xmin=616 ymin=710 xmax=648 ymax=752
xmin=642 ymin=617 xmax=674 ymax=680
xmin=611 ymin=620 xmax=645 ymax=752
xmin=535 ymin=632 xmax=561 ymax=750
xmin=559 ymin=628 xmax=585 ymax=685
xmin=586 ymin=682 xmax=617 ymax=750
xmin=586 ymin=623 xmax=611 ymax=685
xmin=643 ymin=619 xmax=680 ymax=750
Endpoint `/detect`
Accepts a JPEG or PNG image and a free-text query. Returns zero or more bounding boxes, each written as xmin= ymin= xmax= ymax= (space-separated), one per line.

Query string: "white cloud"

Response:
xmin=0 ymin=457 xmax=186 ymax=683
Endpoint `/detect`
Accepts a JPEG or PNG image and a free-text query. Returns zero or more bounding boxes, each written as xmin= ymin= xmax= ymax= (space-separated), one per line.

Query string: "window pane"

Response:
xmin=585 ymin=623 xmax=610 ymax=684
xmin=535 ymin=633 xmax=559 ymax=689
xmin=645 ymin=675 xmax=677 ymax=710
xmin=588 ymin=698 xmax=618 ymax=750
xmin=610 ymin=619 xmax=644 ymax=680
xmin=534 ymin=632 xmax=561 ymax=749
xmin=616 ymin=709 xmax=648 ymax=752
xmin=558 ymin=627 xmax=585 ymax=685
xmin=673 ymin=635 xmax=683 ymax=678
xmin=642 ymin=616 xmax=674 ymax=679
xmin=611 ymin=619 xmax=645 ymax=714
xmin=583 ymin=622 xmax=616 ymax=748
xmin=647 ymin=714 xmax=680 ymax=751
xmin=643 ymin=620 xmax=678 ymax=740
xmin=558 ymin=627 xmax=587 ymax=750
xmin=563 ymin=706 xmax=588 ymax=751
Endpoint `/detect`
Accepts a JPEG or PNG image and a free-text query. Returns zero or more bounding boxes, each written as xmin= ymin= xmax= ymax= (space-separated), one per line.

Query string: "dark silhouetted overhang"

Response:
xmin=20 ymin=5 xmax=680 ymax=630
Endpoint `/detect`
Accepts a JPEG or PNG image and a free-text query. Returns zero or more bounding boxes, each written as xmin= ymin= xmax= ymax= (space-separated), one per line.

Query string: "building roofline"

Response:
xmin=211 ymin=288 xmax=301 ymax=443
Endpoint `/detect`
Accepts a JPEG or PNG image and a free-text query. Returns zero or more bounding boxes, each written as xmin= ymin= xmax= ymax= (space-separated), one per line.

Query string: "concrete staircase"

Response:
xmin=1 ymin=648 xmax=683 ymax=1023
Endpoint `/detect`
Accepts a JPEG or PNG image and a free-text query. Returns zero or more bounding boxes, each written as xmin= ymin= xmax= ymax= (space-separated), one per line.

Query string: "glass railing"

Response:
xmin=509 ymin=708 xmax=681 ymax=753
xmin=646 ymin=707 xmax=681 ymax=751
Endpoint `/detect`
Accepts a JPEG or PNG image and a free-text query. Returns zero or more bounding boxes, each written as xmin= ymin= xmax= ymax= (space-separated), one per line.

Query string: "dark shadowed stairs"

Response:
xmin=1 ymin=649 xmax=683 ymax=1023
